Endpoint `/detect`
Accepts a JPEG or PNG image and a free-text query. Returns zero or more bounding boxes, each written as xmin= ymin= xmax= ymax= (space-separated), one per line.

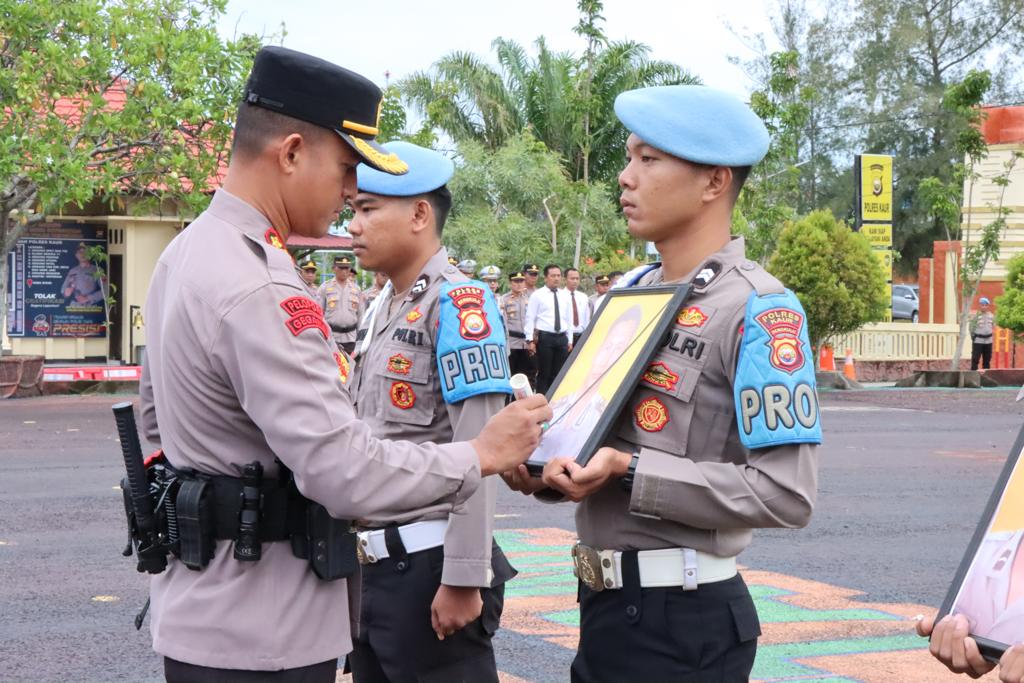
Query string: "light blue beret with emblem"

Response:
xmin=356 ymin=141 xmax=454 ymax=196
xmin=614 ymin=85 xmax=770 ymax=167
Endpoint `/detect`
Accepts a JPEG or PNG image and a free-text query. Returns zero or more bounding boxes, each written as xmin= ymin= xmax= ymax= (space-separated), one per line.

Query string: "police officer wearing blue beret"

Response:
xmin=348 ymin=141 xmax=516 ymax=682
xmin=504 ymin=85 xmax=821 ymax=682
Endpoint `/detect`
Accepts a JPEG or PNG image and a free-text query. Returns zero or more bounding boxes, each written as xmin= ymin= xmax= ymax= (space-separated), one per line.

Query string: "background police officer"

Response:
xmin=523 ymin=263 xmax=540 ymax=294
xmin=348 ymin=141 xmax=514 ymax=682
xmin=505 ymin=85 xmax=820 ymax=682
xmin=319 ymin=255 xmax=363 ymax=354
xmin=501 ymin=272 xmax=534 ymax=384
xmin=139 ymin=46 xmax=550 ymax=683
xmin=299 ymin=259 xmax=319 ymax=288
xmin=588 ymin=274 xmax=610 ymax=316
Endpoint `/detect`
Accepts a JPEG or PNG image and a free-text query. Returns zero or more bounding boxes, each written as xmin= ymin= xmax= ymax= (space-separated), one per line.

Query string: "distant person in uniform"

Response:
xmin=456 ymin=259 xmax=477 ymax=277
xmin=564 ymin=267 xmax=591 ymax=347
xmin=348 ymin=140 xmax=514 ymax=683
xmin=137 ymin=46 xmax=550 ymax=683
xmin=63 ymin=242 xmax=105 ymax=307
xmin=299 ymin=259 xmax=318 ymax=287
xmin=501 ymin=271 xmax=534 ymax=386
xmin=504 ymin=84 xmax=820 ymax=682
xmin=319 ymin=255 xmax=363 ymax=354
xmin=479 ymin=265 xmax=501 ymax=296
xmin=363 ymin=270 xmax=389 ymax=306
xmin=972 ymin=297 xmax=995 ymax=371
xmin=523 ymin=263 xmax=540 ymax=294
xmin=607 ymin=270 xmax=624 ymax=287
xmin=525 ymin=264 xmax=573 ymax=395
xmin=588 ymin=274 xmax=610 ymax=316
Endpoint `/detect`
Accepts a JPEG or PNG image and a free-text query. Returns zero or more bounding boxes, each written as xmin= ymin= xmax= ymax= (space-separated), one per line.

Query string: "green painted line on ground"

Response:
xmin=752 ymin=633 xmax=923 ymax=680
xmin=750 ymin=585 xmax=899 ymax=623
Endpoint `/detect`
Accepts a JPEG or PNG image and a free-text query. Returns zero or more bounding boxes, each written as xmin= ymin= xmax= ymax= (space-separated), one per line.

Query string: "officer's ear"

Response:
xmin=701 ymin=166 xmax=734 ymax=204
xmin=276 ymin=133 xmax=306 ymax=175
xmin=409 ymin=197 xmax=434 ymax=236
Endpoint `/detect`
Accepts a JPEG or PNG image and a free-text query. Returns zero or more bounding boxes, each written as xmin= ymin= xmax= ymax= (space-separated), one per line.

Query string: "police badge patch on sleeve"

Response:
xmin=436 ymin=280 xmax=512 ymax=403
xmin=733 ymin=289 xmax=822 ymax=449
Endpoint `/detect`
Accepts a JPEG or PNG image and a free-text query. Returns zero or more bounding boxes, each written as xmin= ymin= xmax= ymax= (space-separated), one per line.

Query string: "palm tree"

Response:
xmin=399 ymin=36 xmax=696 ymax=186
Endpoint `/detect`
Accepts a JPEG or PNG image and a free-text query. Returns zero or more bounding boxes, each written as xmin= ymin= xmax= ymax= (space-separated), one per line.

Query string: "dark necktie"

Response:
xmin=552 ymin=288 xmax=561 ymax=332
xmin=571 ymin=292 xmax=579 ymax=327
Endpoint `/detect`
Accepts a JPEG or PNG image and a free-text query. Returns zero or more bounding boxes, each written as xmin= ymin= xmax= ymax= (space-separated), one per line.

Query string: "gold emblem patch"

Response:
xmin=406 ymin=306 xmax=423 ymax=323
xmin=642 ymin=362 xmax=679 ymax=391
xmin=387 ymin=354 xmax=413 ymax=375
xmin=635 ymin=397 xmax=669 ymax=432
xmin=390 ymin=381 xmax=416 ymax=409
xmin=677 ymin=306 xmax=708 ymax=328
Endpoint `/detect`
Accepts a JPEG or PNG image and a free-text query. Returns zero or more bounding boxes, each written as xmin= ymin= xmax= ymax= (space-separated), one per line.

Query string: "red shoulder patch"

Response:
xmin=280 ymin=296 xmax=329 ymax=340
xmin=334 ymin=351 xmax=350 ymax=384
xmin=264 ymin=228 xmax=286 ymax=251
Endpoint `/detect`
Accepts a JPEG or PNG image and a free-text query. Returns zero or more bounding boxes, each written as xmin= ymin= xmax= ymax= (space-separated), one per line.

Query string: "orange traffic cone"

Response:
xmin=842 ymin=349 xmax=857 ymax=381
xmin=819 ymin=345 xmax=836 ymax=372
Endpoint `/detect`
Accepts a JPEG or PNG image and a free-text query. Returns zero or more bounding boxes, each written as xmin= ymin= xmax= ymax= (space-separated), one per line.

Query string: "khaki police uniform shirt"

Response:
xmin=352 ymin=248 xmax=504 ymax=587
xmin=318 ymin=276 xmax=363 ymax=345
xmin=973 ymin=310 xmax=995 ymax=342
xmin=500 ymin=290 xmax=529 ymax=351
xmin=138 ymin=190 xmax=481 ymax=670
xmin=577 ymin=237 xmax=818 ymax=557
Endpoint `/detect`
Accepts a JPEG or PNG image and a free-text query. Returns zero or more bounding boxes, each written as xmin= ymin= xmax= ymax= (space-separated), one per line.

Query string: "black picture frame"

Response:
xmin=525 ymin=284 xmax=691 ymax=476
xmin=937 ymin=423 xmax=1024 ymax=662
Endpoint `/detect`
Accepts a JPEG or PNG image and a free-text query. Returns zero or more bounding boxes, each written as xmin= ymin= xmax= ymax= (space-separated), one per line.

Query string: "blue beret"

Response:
xmin=614 ymin=85 xmax=770 ymax=166
xmin=357 ymin=141 xmax=453 ymax=196
xmin=980 ymin=297 xmax=991 ymax=305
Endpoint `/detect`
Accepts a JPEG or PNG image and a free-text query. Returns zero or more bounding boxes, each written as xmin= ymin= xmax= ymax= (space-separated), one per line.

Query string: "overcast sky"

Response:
xmin=217 ymin=0 xmax=792 ymax=99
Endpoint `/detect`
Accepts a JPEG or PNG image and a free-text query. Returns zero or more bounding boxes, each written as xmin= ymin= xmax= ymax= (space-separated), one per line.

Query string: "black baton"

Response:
xmin=112 ymin=401 xmax=166 ymax=574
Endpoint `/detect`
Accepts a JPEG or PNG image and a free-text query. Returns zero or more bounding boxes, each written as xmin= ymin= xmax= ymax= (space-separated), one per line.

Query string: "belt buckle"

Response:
xmin=572 ymin=542 xmax=607 ymax=592
xmin=356 ymin=531 xmax=376 ymax=565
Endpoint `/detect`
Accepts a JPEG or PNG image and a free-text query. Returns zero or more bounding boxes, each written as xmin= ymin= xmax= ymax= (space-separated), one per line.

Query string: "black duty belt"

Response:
xmin=537 ymin=330 xmax=565 ymax=337
xmin=331 ymin=323 xmax=357 ymax=334
xmin=509 ymin=331 xmax=526 ymax=339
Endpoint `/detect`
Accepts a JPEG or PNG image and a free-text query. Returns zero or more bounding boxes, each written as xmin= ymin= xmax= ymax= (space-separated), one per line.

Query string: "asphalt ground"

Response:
xmin=1 ymin=388 xmax=1022 ymax=682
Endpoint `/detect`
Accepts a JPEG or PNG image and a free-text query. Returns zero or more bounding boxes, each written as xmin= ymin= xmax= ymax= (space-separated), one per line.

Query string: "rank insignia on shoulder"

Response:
xmin=334 ymin=351 xmax=350 ymax=384
xmin=410 ymin=275 xmax=429 ymax=301
xmin=390 ymin=381 xmax=416 ymax=409
xmin=642 ymin=362 xmax=680 ymax=391
xmin=280 ymin=296 xmax=329 ymax=340
xmin=635 ymin=397 xmax=670 ymax=432
xmin=436 ymin=280 xmax=512 ymax=404
xmin=734 ymin=289 xmax=822 ymax=449
xmin=676 ymin=306 xmax=708 ymax=328
xmin=406 ymin=306 xmax=423 ymax=323
xmin=387 ymin=353 xmax=413 ymax=375
xmin=692 ymin=261 xmax=721 ymax=288
xmin=264 ymin=228 xmax=286 ymax=251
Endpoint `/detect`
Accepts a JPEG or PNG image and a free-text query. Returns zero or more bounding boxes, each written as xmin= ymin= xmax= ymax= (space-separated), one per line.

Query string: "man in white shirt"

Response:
xmin=564 ymin=267 xmax=591 ymax=346
xmin=525 ymin=264 xmax=573 ymax=394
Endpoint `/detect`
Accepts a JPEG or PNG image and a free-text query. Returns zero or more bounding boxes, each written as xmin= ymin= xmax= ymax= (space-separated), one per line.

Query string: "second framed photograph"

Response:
xmin=938 ymin=423 xmax=1024 ymax=661
xmin=526 ymin=284 xmax=690 ymax=475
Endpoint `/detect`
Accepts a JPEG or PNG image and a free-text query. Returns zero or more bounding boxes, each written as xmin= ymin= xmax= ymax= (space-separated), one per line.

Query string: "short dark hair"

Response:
xmin=608 ymin=270 xmax=624 ymax=279
xmin=730 ymin=166 xmax=752 ymax=201
xmin=231 ymin=103 xmax=332 ymax=160
xmin=421 ymin=185 xmax=452 ymax=236
xmin=564 ymin=267 xmax=580 ymax=277
xmin=543 ymin=264 xmax=561 ymax=276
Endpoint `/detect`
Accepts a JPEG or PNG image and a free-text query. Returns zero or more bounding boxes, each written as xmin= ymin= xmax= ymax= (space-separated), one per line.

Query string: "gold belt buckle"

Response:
xmin=355 ymin=532 xmax=376 ymax=565
xmin=571 ymin=542 xmax=606 ymax=592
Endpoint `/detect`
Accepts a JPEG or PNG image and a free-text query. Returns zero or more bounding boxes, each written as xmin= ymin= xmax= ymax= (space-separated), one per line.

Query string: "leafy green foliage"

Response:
xmin=996 ymin=254 xmax=1024 ymax=339
xmin=1 ymin=0 xmax=258 ymax=338
xmin=768 ymin=210 xmax=888 ymax=356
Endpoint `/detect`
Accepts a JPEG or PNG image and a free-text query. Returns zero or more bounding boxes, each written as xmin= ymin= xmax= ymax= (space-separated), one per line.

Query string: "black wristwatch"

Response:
xmin=620 ymin=450 xmax=640 ymax=492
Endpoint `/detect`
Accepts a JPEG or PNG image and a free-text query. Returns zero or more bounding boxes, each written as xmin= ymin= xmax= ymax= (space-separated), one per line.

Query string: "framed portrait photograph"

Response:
xmin=525 ymin=284 xmax=691 ymax=476
xmin=938 ymin=425 xmax=1024 ymax=661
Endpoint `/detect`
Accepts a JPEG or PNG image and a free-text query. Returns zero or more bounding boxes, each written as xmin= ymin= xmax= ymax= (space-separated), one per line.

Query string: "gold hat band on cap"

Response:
xmin=342 ymin=119 xmax=380 ymax=136
xmin=351 ymin=137 xmax=409 ymax=173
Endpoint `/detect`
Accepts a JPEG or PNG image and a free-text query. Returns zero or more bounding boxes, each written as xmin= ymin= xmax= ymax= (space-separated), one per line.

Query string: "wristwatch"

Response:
xmin=620 ymin=449 xmax=640 ymax=492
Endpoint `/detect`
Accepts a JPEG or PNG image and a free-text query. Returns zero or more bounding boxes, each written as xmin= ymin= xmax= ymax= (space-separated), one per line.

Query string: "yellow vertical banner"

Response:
xmin=859 ymin=155 xmax=893 ymax=222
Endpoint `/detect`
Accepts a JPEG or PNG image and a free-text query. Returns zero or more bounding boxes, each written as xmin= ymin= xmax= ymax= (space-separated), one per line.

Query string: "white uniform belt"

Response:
xmin=356 ymin=520 xmax=447 ymax=564
xmin=572 ymin=543 xmax=737 ymax=591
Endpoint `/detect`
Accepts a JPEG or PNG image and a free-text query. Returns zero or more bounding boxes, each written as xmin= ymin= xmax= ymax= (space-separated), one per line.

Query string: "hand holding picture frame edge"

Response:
xmin=524 ymin=283 xmax=692 ymax=477
xmin=937 ymin=423 xmax=1024 ymax=663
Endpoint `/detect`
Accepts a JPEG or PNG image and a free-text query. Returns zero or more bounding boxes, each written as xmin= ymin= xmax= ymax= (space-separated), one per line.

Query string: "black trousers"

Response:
xmin=347 ymin=540 xmax=514 ymax=683
xmin=164 ymin=657 xmax=337 ymax=683
xmin=535 ymin=330 xmax=569 ymax=395
xmin=571 ymin=569 xmax=760 ymax=683
xmin=508 ymin=348 xmax=535 ymax=388
xmin=971 ymin=341 xmax=993 ymax=370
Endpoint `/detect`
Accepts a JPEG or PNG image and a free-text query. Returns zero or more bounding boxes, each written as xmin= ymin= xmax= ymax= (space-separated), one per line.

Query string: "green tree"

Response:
xmin=1 ymin=0 xmax=258 ymax=343
xmin=917 ymin=70 xmax=1024 ymax=368
xmin=768 ymin=210 xmax=888 ymax=364
xmin=995 ymin=254 xmax=1024 ymax=340
xmin=444 ymin=132 xmax=630 ymax=278
xmin=850 ymin=0 xmax=1024 ymax=270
